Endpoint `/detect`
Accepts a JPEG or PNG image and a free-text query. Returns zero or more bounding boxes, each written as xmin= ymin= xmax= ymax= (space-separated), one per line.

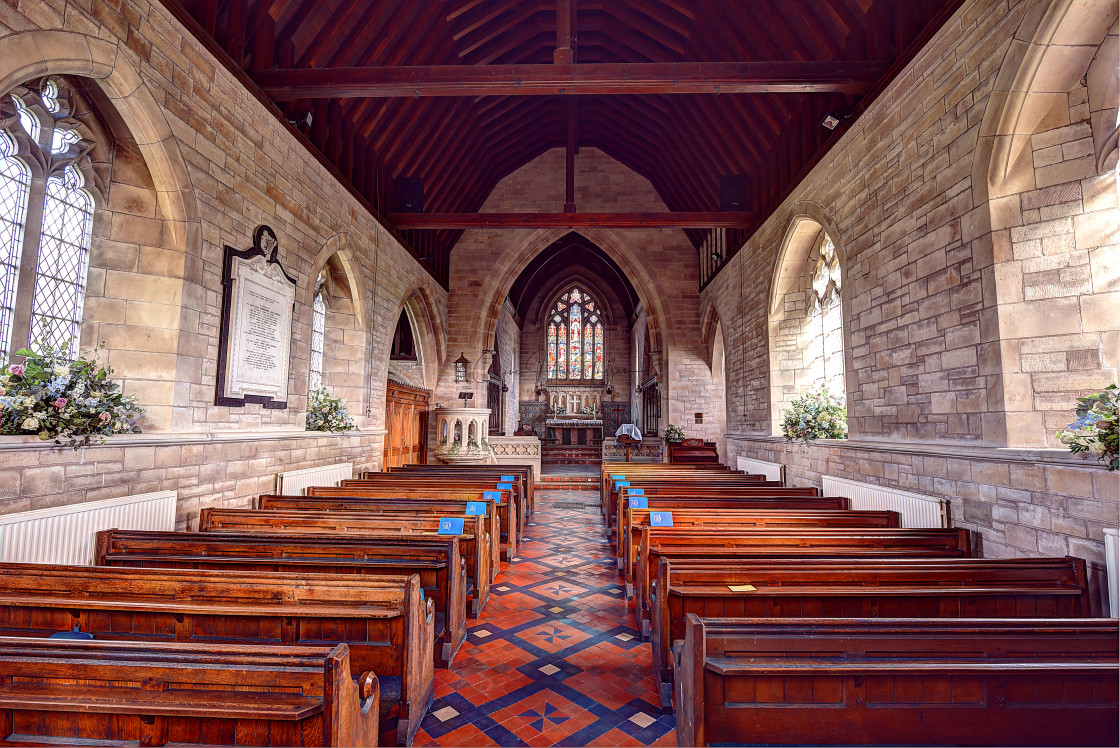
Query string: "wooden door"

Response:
xmin=384 ymin=381 xmax=430 ymax=469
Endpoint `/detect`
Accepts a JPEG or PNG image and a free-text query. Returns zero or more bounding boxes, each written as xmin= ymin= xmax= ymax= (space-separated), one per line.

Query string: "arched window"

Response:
xmin=0 ymin=79 xmax=101 ymax=362
xmin=546 ymin=286 xmax=604 ymax=382
xmin=309 ymin=287 xmax=326 ymax=390
xmin=811 ymin=235 xmax=845 ymax=398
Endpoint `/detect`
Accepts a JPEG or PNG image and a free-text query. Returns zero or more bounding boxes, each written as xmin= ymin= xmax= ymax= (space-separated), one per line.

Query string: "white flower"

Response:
xmin=22 ymin=417 xmax=38 ymax=430
xmin=52 ymin=364 xmax=69 ymax=377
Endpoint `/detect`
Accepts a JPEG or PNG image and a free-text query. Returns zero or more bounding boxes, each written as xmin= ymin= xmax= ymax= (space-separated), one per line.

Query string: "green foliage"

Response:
xmin=306 ymin=386 xmax=355 ymax=432
xmin=0 ymin=338 xmax=143 ymax=448
xmin=780 ymin=386 xmax=847 ymax=443
xmin=1056 ymin=384 xmax=1118 ymax=471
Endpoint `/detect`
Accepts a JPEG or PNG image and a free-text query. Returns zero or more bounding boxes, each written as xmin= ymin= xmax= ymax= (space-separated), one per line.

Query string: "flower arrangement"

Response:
xmin=1056 ymin=385 xmax=1118 ymax=471
xmin=0 ymin=339 xmax=143 ymax=448
xmin=780 ymin=386 xmax=847 ymax=443
xmin=580 ymin=405 xmax=596 ymax=416
xmin=305 ymin=385 xmax=355 ymax=432
xmin=663 ymin=423 xmax=686 ymax=442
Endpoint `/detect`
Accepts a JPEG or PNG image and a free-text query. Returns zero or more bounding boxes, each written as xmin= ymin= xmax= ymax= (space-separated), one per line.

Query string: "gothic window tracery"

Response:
xmin=546 ymin=286 xmax=604 ymax=382
xmin=0 ymin=78 xmax=102 ymax=362
xmin=309 ymin=272 xmax=326 ymax=390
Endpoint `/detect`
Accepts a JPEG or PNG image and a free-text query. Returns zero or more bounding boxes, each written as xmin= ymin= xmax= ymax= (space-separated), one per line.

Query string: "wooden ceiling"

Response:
xmin=166 ymin=0 xmax=961 ymax=288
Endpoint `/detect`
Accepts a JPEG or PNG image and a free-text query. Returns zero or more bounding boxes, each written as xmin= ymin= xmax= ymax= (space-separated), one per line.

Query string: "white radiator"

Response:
xmin=277 ymin=462 xmax=353 ymax=494
xmin=822 ymin=475 xmax=949 ymax=528
xmin=1104 ymin=528 xmax=1118 ymax=618
xmin=0 ymin=490 xmax=177 ymax=566
xmin=736 ymin=456 xmax=785 ymax=483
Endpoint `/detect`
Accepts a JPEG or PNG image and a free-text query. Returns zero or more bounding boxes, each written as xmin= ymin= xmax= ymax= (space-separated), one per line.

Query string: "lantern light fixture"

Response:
xmin=454 ymin=352 xmax=470 ymax=382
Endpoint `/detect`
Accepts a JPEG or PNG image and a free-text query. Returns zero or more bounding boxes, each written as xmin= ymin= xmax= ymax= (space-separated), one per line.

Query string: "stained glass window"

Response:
xmin=546 ymin=286 xmax=605 ymax=382
xmin=28 ymin=166 xmax=93 ymax=357
xmin=309 ymin=289 xmax=325 ymax=390
xmin=0 ymin=132 xmax=30 ymax=361
xmin=2 ymin=81 xmax=99 ymax=362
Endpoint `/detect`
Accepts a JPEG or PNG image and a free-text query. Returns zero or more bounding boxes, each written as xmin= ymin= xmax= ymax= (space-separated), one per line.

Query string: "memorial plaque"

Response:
xmin=215 ymin=225 xmax=297 ymax=408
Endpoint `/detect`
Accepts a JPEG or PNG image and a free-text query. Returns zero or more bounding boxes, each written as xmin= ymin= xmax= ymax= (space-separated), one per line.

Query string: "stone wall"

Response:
xmin=436 ymin=147 xmax=723 ymax=457
xmin=707 ymin=0 xmax=1119 ymax=612
xmin=0 ymin=0 xmax=448 ymax=525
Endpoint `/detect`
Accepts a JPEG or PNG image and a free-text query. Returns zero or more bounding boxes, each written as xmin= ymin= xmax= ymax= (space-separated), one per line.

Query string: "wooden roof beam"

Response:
xmin=387 ymin=212 xmax=756 ymax=229
xmin=255 ymin=60 xmax=888 ymax=99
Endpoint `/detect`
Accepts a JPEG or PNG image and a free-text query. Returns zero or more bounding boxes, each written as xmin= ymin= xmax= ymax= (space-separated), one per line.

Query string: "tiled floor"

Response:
xmin=413 ymin=488 xmax=675 ymax=747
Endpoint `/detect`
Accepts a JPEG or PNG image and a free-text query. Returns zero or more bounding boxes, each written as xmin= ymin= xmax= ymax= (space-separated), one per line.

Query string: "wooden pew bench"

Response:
xmin=199 ymin=508 xmax=492 ymax=618
xmin=634 ymin=527 xmax=974 ymax=639
xmin=0 ymin=638 xmax=380 ymax=746
xmin=335 ymin=479 xmax=521 ymax=561
xmin=650 ymin=556 xmax=1091 ymax=710
xmin=95 ymin=528 xmax=467 ymax=667
xmin=618 ymin=507 xmax=901 ymax=595
xmin=0 ymin=563 xmax=434 ymax=746
xmin=386 ymin=465 xmax=536 ymax=517
xmin=268 ymin=492 xmax=502 ymax=582
xmin=612 ymin=491 xmax=850 ymax=560
xmin=667 ymin=440 xmax=720 ymax=464
xmin=673 ymin=616 xmax=1119 ymax=746
xmin=604 ymin=481 xmax=806 ymax=535
xmin=599 ymin=464 xmax=740 ymax=516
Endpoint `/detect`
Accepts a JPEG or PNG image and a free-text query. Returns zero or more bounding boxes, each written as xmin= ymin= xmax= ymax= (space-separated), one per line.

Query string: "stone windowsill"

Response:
xmin=723 ymin=432 xmax=1110 ymax=469
xmin=0 ymin=429 xmax=388 ymax=451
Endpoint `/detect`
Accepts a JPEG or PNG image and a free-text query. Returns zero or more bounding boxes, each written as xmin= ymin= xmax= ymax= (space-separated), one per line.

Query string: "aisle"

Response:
xmin=414 ymin=488 xmax=675 ymax=747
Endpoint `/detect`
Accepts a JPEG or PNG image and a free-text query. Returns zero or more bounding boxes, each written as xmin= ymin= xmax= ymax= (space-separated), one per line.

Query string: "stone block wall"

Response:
xmin=709 ymin=0 xmax=1118 ymax=609
xmin=0 ymin=0 xmax=448 ymax=525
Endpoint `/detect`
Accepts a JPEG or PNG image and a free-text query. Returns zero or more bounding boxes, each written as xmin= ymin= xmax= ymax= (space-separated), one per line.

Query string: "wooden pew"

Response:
xmin=387 ymin=464 xmax=536 ymax=517
xmin=673 ymin=616 xmax=1119 ymax=746
xmin=268 ymin=491 xmax=502 ymax=581
xmin=599 ymin=463 xmax=740 ymax=515
xmin=0 ymin=563 xmax=434 ymax=746
xmin=346 ymin=474 xmax=525 ymax=535
xmin=650 ymin=556 xmax=1091 ymax=710
xmin=633 ymin=527 xmax=975 ymax=639
xmin=95 ymin=528 xmax=467 ymax=668
xmin=335 ymin=478 xmax=521 ymax=561
xmin=668 ymin=439 xmax=720 ymax=464
xmin=612 ymin=491 xmax=849 ymax=558
xmin=0 ymin=638 xmax=380 ymax=746
xmin=199 ymin=508 xmax=492 ymax=617
xmin=607 ymin=482 xmax=808 ymax=538
xmin=618 ymin=508 xmax=901 ymax=595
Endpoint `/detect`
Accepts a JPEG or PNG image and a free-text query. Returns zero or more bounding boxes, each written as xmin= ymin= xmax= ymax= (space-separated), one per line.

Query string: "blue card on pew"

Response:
xmin=616 ymin=481 xmax=630 ymax=488
xmin=438 ymin=517 xmax=465 ymax=535
xmin=650 ymin=511 xmax=673 ymax=527
xmin=628 ymin=488 xmax=644 ymax=496
xmin=501 ymin=475 xmax=515 ymax=482
xmin=483 ymin=491 xmax=501 ymax=502
xmin=497 ymin=482 xmax=514 ymax=490
xmin=630 ymin=497 xmax=648 ymax=509
xmin=465 ymin=501 xmax=486 ymax=516
xmin=612 ymin=475 xmax=626 ymax=480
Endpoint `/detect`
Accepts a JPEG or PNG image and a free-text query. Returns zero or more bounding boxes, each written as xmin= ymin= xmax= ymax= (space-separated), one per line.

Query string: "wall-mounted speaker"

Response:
xmin=395 ymin=176 xmax=424 ymax=213
xmin=719 ymin=174 xmax=748 ymax=212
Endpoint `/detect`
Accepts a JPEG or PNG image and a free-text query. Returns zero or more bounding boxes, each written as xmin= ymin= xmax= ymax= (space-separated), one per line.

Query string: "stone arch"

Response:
xmin=388 ymin=284 xmax=445 ymax=392
xmin=699 ymin=302 xmax=721 ymax=371
xmin=975 ymin=0 xmax=1118 ymax=202
xmin=474 ymin=227 xmax=669 ymax=389
xmin=0 ymin=30 xmax=202 ymax=430
xmin=971 ymin=0 xmax=1118 ymax=448
xmin=0 ymin=30 xmax=200 ymax=257
xmin=767 ymin=205 xmax=850 ymax=435
xmin=533 ymin=272 xmax=618 ymax=328
xmin=304 ymin=233 xmax=366 ymax=329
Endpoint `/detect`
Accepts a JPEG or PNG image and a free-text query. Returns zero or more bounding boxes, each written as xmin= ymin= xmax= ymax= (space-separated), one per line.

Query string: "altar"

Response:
xmin=545 ymin=417 xmax=603 ymax=446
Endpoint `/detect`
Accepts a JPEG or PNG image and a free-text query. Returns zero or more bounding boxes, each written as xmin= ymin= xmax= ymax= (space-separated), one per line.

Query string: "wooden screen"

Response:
xmin=383 ymin=381 xmax=430 ymax=468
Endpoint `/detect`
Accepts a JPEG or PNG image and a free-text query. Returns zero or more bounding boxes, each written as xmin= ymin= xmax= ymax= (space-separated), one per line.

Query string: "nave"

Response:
xmin=415 ymin=485 xmax=674 ymax=748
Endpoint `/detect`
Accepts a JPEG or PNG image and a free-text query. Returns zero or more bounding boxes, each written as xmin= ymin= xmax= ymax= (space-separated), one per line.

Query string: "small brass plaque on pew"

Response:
xmin=728 ymin=584 xmax=757 ymax=592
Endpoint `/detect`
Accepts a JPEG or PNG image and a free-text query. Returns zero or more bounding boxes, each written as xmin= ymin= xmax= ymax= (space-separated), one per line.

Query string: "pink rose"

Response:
xmin=99 ymin=412 xmax=112 ymax=422
xmin=9 ymin=364 xmax=25 ymax=376
xmin=53 ymin=397 xmax=67 ymax=408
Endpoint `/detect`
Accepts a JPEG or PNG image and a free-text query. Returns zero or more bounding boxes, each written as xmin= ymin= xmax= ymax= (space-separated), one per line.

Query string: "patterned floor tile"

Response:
xmin=414 ymin=487 xmax=674 ymax=747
